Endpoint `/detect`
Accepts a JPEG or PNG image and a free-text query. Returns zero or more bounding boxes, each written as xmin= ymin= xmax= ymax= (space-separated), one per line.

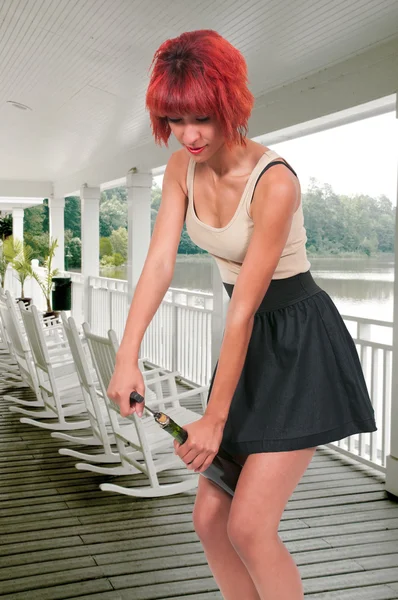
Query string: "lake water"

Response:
xmin=101 ymin=254 xmax=395 ymax=323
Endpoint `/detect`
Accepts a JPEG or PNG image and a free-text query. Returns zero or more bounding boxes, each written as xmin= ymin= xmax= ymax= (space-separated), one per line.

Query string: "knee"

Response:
xmin=227 ymin=512 xmax=278 ymax=557
xmin=192 ymin=501 xmax=223 ymax=542
xmin=192 ymin=494 xmax=229 ymax=543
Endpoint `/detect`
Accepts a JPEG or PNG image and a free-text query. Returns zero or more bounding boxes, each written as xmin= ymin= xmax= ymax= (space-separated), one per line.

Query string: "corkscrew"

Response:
xmin=129 ymin=390 xmax=188 ymax=442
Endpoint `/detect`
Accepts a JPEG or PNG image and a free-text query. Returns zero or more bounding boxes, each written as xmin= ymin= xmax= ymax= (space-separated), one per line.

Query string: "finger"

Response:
xmin=184 ymin=450 xmax=206 ymax=470
xmin=130 ymin=391 xmax=145 ymax=417
xmin=195 ymin=453 xmax=214 ymax=473
xmin=119 ymin=394 xmax=133 ymax=418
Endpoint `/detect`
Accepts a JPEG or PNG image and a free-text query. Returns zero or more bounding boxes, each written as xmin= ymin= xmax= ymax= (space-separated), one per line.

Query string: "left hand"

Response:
xmin=174 ymin=414 xmax=225 ymax=473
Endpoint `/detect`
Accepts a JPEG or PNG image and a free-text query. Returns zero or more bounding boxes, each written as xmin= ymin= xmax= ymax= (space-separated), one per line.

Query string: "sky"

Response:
xmin=154 ymin=112 xmax=398 ymax=204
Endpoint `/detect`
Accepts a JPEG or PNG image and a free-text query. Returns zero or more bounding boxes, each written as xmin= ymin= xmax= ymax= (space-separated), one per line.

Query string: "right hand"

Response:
xmin=107 ymin=359 xmax=145 ymax=418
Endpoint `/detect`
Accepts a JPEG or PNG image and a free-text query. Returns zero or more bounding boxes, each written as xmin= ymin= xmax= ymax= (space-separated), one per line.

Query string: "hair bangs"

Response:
xmin=150 ymin=71 xmax=217 ymax=119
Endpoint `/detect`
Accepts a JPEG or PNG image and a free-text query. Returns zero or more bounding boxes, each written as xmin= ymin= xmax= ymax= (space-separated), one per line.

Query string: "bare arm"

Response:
xmin=108 ymin=151 xmax=189 ymax=416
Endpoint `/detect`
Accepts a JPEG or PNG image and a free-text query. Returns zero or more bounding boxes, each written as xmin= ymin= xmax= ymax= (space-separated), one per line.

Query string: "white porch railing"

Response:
xmin=4 ymin=267 xmax=391 ymax=473
xmin=86 ymin=275 xmax=213 ymax=387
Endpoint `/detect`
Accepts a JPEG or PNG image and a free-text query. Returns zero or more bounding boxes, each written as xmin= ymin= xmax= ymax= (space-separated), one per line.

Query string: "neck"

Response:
xmin=205 ymin=139 xmax=250 ymax=177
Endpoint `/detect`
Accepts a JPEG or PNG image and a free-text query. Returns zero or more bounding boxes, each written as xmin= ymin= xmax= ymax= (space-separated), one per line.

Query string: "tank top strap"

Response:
xmin=242 ymin=150 xmax=281 ymax=212
xmin=186 ymin=158 xmax=196 ymax=202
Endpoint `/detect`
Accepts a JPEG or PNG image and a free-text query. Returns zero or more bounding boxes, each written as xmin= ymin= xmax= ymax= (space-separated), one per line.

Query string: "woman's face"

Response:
xmin=166 ymin=114 xmax=225 ymax=160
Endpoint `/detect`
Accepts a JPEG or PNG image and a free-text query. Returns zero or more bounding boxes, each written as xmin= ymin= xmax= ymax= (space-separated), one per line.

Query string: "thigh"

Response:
xmin=229 ymin=447 xmax=317 ymax=535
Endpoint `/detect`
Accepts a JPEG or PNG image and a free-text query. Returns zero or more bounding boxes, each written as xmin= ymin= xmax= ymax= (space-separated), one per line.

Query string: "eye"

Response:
xmin=167 ymin=117 xmax=182 ymax=123
xmin=196 ymin=116 xmax=210 ymax=122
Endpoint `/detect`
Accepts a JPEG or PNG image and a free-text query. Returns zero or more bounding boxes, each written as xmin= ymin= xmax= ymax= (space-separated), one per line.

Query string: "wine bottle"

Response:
xmin=129 ymin=391 xmax=242 ymax=497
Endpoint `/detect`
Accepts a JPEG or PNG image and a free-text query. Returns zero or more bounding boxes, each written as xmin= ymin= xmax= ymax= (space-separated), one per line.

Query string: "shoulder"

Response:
xmin=252 ymin=154 xmax=301 ymax=215
xmin=163 ymin=149 xmax=191 ymax=196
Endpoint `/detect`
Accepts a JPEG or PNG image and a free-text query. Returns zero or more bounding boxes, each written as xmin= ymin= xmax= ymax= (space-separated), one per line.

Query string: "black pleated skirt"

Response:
xmin=207 ymin=270 xmax=377 ymax=455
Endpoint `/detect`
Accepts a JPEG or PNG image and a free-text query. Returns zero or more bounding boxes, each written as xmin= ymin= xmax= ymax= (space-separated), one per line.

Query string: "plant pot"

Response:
xmin=16 ymin=297 xmax=32 ymax=306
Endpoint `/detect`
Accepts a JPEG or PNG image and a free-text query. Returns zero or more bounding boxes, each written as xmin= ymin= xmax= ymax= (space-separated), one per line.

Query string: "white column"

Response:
xmin=125 ymin=170 xmax=152 ymax=303
xmin=386 ymin=106 xmax=398 ymax=498
xmin=12 ymin=208 xmax=24 ymax=242
xmin=80 ymin=184 xmax=100 ymax=323
xmin=48 ymin=196 xmax=65 ymax=271
xmin=211 ymin=261 xmax=229 ymax=373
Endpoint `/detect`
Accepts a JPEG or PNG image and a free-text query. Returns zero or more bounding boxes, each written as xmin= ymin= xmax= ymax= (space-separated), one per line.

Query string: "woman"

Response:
xmin=108 ymin=30 xmax=377 ymax=600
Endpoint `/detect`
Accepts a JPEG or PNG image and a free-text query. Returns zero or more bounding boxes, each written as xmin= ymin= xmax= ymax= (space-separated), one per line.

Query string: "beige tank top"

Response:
xmin=185 ymin=149 xmax=311 ymax=284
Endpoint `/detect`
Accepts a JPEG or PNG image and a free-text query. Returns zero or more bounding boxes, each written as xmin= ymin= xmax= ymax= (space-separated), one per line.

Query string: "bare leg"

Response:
xmin=227 ymin=447 xmax=317 ymax=600
xmin=193 ymin=469 xmax=261 ymax=600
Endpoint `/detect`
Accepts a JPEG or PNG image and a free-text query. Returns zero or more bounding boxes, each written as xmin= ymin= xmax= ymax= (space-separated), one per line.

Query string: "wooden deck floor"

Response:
xmin=1 ymin=380 xmax=398 ymax=600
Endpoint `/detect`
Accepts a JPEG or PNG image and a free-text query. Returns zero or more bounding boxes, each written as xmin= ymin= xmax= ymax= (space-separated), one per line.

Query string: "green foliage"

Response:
xmin=24 ymin=202 xmax=49 ymax=238
xmin=65 ymin=196 xmax=81 ymax=238
xmin=12 ymin=243 xmax=34 ymax=298
xmin=100 ymin=252 xmax=125 ymax=267
xmin=100 ymin=196 xmax=127 ymax=237
xmin=24 ymin=232 xmax=50 ymax=262
xmin=110 ymin=227 xmax=128 ymax=259
xmin=31 ymin=238 xmax=60 ymax=312
xmin=65 ymin=228 xmax=81 ymax=267
xmin=302 ymin=180 xmax=395 ymax=256
xmin=67 ymin=237 xmax=82 ymax=268
xmin=101 ymin=188 xmax=127 ymax=204
xmin=0 ymin=214 xmax=13 ymax=240
xmin=100 ymin=237 xmax=113 ymax=258
xmin=112 ymin=252 xmax=125 ymax=266
xmin=0 ymin=236 xmax=20 ymax=288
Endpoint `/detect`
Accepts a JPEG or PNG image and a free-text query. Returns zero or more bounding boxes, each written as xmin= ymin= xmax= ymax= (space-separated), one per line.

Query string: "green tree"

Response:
xmin=67 ymin=237 xmax=81 ymax=268
xmin=24 ymin=204 xmax=47 ymax=237
xmin=302 ymin=180 xmax=394 ymax=257
xmin=65 ymin=196 xmax=81 ymax=238
xmin=0 ymin=214 xmax=12 ymax=240
xmin=100 ymin=197 xmax=127 ymax=237
xmin=100 ymin=237 xmax=113 ymax=258
xmin=24 ymin=232 xmax=50 ymax=262
xmin=110 ymin=227 xmax=128 ymax=259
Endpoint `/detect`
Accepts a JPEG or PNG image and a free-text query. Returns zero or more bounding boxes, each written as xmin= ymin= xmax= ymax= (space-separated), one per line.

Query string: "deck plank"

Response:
xmin=1 ymin=373 xmax=398 ymax=600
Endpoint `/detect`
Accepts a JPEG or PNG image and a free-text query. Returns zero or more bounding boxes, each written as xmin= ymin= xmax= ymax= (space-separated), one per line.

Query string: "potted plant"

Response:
xmin=0 ymin=236 xmax=19 ymax=289
xmin=12 ymin=242 xmax=35 ymax=305
xmin=31 ymin=238 xmax=60 ymax=319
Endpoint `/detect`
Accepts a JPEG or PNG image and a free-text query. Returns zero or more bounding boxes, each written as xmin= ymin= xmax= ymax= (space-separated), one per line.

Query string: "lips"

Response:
xmin=186 ymin=145 xmax=206 ymax=155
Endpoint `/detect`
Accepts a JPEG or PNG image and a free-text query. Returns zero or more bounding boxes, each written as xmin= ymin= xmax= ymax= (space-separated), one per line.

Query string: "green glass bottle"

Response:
xmin=130 ymin=391 xmax=242 ymax=496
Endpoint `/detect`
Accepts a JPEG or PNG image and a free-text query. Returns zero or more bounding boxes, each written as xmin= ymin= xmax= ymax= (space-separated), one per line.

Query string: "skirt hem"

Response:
xmin=221 ymin=417 xmax=377 ymax=454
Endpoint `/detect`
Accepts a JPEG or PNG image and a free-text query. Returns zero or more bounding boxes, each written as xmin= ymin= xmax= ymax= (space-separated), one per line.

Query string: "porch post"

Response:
xmin=12 ymin=208 xmax=24 ymax=242
xmin=386 ymin=103 xmax=398 ymax=499
xmin=125 ymin=170 xmax=152 ymax=304
xmin=48 ymin=196 xmax=65 ymax=271
xmin=80 ymin=184 xmax=100 ymax=324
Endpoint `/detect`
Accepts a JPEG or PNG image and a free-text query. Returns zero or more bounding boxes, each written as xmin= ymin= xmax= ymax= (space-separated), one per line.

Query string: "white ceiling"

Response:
xmin=1 ymin=0 xmax=398 ymax=183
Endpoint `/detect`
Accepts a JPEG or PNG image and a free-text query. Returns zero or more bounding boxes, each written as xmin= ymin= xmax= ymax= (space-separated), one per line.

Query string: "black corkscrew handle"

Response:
xmin=129 ymin=390 xmax=144 ymax=406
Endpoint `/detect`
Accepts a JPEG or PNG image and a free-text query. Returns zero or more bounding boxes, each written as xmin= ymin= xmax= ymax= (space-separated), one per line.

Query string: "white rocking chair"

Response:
xmin=52 ymin=312 xmax=121 ymax=464
xmin=81 ymin=322 xmax=201 ymax=497
xmin=16 ymin=302 xmax=90 ymax=430
xmin=0 ymin=289 xmax=25 ymax=386
xmin=0 ymin=290 xmax=49 ymax=406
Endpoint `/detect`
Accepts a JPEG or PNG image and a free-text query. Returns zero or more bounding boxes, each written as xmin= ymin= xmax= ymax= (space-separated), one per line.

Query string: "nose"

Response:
xmin=182 ymin=124 xmax=201 ymax=147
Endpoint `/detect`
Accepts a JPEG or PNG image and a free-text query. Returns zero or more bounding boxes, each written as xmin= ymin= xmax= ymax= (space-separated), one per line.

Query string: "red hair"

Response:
xmin=146 ymin=30 xmax=254 ymax=147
